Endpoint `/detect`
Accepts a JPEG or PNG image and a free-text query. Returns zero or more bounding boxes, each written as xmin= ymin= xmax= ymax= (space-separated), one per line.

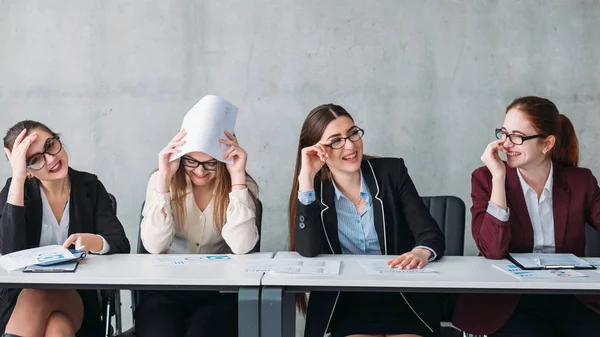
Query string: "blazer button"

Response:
xmin=196 ymin=242 xmax=200 ymax=247
xmin=299 ymin=215 xmax=305 ymax=222
xmin=299 ymin=222 xmax=305 ymax=229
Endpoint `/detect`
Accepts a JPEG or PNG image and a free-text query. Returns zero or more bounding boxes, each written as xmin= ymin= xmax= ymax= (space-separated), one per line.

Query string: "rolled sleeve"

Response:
xmin=298 ymin=189 xmax=316 ymax=205
xmin=487 ymin=201 xmax=510 ymax=222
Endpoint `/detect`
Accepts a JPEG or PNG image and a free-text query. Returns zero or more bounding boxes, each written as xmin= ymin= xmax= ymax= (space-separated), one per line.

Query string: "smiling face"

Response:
xmin=25 ymin=128 xmax=69 ymax=181
xmin=320 ymin=116 xmax=364 ymax=176
xmin=501 ymin=108 xmax=554 ymax=170
xmin=181 ymin=151 xmax=218 ymax=186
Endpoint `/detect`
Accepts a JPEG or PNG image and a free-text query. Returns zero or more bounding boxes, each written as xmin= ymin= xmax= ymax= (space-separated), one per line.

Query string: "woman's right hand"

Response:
xmin=481 ymin=139 xmax=506 ymax=178
xmin=155 ymin=130 xmax=186 ymax=193
xmin=3 ymin=129 xmax=37 ymax=181
xmin=298 ymin=141 xmax=329 ymax=190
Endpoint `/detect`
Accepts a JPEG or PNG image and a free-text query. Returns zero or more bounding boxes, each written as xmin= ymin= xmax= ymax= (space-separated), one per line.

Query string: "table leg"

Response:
xmin=239 ymin=287 xmax=261 ymax=337
xmin=261 ymin=287 xmax=295 ymax=337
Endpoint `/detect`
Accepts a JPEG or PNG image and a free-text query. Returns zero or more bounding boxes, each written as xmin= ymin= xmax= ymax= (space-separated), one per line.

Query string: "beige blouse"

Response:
xmin=140 ymin=172 xmax=259 ymax=255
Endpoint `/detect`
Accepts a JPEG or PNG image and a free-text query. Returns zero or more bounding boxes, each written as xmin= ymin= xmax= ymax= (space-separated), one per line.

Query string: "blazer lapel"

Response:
xmin=506 ymin=167 xmax=535 ymax=250
xmin=320 ymin=178 xmax=342 ymax=254
xmin=361 ymin=160 xmax=386 ymax=254
xmin=24 ymin=178 xmax=42 ymax=249
xmin=552 ymin=164 xmax=570 ymax=252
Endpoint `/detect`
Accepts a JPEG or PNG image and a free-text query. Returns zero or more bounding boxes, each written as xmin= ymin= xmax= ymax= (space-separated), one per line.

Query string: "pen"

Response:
xmin=543 ymin=265 xmax=575 ymax=269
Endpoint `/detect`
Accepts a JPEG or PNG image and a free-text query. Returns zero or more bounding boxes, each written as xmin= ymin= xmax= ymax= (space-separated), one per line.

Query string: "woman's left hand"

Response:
xmin=63 ymin=233 xmax=104 ymax=253
xmin=219 ymin=130 xmax=248 ymax=183
xmin=386 ymin=248 xmax=433 ymax=270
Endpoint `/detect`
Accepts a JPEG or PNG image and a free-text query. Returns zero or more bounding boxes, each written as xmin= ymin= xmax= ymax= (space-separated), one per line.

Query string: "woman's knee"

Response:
xmin=44 ymin=312 xmax=75 ymax=337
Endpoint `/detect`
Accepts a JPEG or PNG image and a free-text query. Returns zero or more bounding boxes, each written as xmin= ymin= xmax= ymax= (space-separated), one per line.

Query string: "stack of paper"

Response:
xmin=358 ymin=260 xmax=438 ymax=275
xmin=0 ymin=245 xmax=78 ymax=271
xmin=494 ymin=264 xmax=588 ymax=280
xmin=270 ymin=259 xmax=341 ymax=275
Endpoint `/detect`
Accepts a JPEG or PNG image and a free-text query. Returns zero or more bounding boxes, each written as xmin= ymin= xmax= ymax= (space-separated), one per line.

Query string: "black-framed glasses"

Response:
xmin=181 ymin=156 xmax=218 ymax=171
xmin=327 ymin=128 xmax=365 ymax=149
xmin=26 ymin=135 xmax=63 ymax=171
xmin=495 ymin=128 xmax=544 ymax=145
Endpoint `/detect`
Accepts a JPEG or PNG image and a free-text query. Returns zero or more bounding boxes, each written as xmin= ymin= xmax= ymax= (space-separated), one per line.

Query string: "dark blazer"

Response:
xmin=453 ymin=163 xmax=600 ymax=335
xmin=294 ymin=158 xmax=445 ymax=337
xmin=0 ymin=168 xmax=130 ymax=335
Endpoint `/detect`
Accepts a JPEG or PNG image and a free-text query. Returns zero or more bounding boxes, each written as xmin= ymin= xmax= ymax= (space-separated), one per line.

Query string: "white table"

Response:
xmin=0 ymin=252 xmax=273 ymax=337
xmin=261 ymin=252 xmax=600 ymax=337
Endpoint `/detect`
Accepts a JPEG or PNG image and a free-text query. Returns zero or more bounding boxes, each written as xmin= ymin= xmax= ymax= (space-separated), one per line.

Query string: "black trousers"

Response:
xmin=490 ymin=294 xmax=600 ymax=337
xmin=134 ymin=290 xmax=238 ymax=337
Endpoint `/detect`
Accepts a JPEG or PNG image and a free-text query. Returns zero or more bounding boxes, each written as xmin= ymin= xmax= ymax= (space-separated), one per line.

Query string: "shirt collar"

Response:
xmin=332 ymin=171 xmax=370 ymax=202
xmin=516 ymin=162 xmax=554 ymax=196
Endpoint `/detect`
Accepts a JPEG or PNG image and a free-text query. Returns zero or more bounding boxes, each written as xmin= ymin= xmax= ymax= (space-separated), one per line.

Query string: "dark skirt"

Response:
xmin=330 ymin=291 xmax=436 ymax=337
xmin=135 ymin=290 xmax=238 ymax=337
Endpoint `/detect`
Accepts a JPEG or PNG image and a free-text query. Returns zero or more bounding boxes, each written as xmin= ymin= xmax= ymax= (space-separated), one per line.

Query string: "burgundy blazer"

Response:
xmin=453 ymin=162 xmax=600 ymax=335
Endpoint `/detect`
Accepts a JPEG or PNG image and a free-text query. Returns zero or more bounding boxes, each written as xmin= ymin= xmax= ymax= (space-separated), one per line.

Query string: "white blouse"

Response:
xmin=140 ymin=172 xmax=259 ymax=255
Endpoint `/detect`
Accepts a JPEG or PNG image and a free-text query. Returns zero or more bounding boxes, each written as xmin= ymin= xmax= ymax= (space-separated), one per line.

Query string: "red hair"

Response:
xmin=506 ymin=96 xmax=579 ymax=167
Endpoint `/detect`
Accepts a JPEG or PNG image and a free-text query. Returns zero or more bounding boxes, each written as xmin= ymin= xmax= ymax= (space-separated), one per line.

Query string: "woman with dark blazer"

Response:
xmin=288 ymin=104 xmax=445 ymax=337
xmin=453 ymin=96 xmax=600 ymax=336
xmin=0 ymin=121 xmax=130 ymax=337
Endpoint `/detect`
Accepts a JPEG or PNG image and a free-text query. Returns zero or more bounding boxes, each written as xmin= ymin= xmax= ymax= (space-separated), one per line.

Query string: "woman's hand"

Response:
xmin=386 ymin=248 xmax=433 ymax=270
xmin=155 ymin=130 xmax=186 ymax=193
xmin=3 ymin=129 xmax=37 ymax=181
xmin=481 ymin=139 xmax=507 ymax=179
xmin=219 ymin=131 xmax=248 ymax=185
xmin=63 ymin=233 xmax=104 ymax=253
xmin=298 ymin=141 xmax=330 ymax=191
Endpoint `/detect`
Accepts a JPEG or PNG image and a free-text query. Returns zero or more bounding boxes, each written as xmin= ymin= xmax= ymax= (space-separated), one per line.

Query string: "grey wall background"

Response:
xmin=1 ymin=0 xmax=599 ymax=333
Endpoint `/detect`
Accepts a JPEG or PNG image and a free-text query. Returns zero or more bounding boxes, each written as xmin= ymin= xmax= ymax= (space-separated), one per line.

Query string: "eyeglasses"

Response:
xmin=495 ymin=128 xmax=544 ymax=145
xmin=181 ymin=156 xmax=218 ymax=171
xmin=326 ymin=128 xmax=365 ymax=149
xmin=26 ymin=136 xmax=63 ymax=171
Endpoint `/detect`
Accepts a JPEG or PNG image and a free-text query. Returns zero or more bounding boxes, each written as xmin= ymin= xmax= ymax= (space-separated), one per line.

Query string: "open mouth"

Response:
xmin=342 ymin=152 xmax=358 ymax=162
xmin=193 ymin=172 xmax=210 ymax=179
xmin=506 ymin=151 xmax=521 ymax=158
xmin=48 ymin=160 xmax=63 ymax=173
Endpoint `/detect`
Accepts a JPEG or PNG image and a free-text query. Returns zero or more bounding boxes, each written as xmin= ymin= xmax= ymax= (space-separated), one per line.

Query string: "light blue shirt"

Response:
xmin=298 ymin=173 xmax=436 ymax=259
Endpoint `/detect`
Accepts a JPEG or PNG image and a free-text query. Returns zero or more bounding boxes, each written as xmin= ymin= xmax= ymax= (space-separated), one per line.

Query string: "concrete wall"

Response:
xmin=1 ymin=0 xmax=599 ymax=333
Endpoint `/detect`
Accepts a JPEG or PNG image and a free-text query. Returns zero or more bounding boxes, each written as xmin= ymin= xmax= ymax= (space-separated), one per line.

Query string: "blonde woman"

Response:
xmin=135 ymin=127 xmax=259 ymax=337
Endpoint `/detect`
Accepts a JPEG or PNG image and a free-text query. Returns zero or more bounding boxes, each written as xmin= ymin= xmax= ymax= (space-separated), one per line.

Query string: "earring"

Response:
xmin=542 ymin=150 xmax=547 ymax=155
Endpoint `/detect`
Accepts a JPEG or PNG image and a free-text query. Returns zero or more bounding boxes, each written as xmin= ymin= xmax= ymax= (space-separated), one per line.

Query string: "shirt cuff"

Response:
xmin=90 ymin=235 xmax=111 ymax=255
xmin=486 ymin=201 xmax=510 ymax=222
xmin=414 ymin=246 xmax=437 ymax=261
xmin=298 ymin=189 xmax=316 ymax=205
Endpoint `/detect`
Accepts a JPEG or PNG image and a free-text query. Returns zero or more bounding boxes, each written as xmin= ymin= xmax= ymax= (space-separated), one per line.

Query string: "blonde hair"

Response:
xmin=170 ymin=161 xmax=258 ymax=231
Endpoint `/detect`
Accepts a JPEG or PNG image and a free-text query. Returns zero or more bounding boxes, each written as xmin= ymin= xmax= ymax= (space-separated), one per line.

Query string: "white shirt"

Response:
xmin=39 ymin=187 xmax=110 ymax=254
xmin=487 ymin=164 xmax=555 ymax=253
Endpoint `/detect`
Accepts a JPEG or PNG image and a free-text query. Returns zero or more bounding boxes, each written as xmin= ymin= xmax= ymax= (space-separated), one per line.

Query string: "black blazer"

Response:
xmin=294 ymin=158 xmax=445 ymax=337
xmin=0 ymin=168 xmax=130 ymax=334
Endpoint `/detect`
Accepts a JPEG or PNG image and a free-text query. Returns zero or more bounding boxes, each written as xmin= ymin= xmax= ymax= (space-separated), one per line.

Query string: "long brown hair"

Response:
xmin=170 ymin=159 xmax=259 ymax=232
xmin=287 ymin=103 xmax=355 ymax=314
xmin=506 ymin=96 xmax=579 ymax=167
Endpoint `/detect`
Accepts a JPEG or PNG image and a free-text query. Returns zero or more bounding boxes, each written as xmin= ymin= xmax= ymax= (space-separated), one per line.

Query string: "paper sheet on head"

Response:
xmin=169 ymin=95 xmax=238 ymax=164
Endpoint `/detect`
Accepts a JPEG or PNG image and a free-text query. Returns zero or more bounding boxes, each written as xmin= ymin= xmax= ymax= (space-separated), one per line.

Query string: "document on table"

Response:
xmin=494 ymin=264 xmax=588 ymax=280
xmin=152 ymin=254 xmax=232 ymax=266
xmin=0 ymin=245 xmax=76 ymax=271
xmin=270 ymin=259 xmax=341 ymax=275
xmin=240 ymin=259 xmax=273 ymax=273
xmin=508 ymin=253 xmax=594 ymax=270
xmin=358 ymin=260 xmax=437 ymax=275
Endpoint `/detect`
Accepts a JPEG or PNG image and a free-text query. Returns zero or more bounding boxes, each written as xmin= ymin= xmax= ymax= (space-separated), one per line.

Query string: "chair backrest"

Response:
xmin=585 ymin=224 xmax=600 ymax=257
xmin=108 ymin=193 xmax=117 ymax=212
xmin=421 ymin=196 xmax=466 ymax=256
